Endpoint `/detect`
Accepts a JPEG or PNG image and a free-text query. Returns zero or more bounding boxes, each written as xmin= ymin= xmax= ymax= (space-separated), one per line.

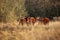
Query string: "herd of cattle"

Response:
xmin=17 ymin=17 xmax=50 ymax=25
xmin=17 ymin=17 xmax=60 ymax=25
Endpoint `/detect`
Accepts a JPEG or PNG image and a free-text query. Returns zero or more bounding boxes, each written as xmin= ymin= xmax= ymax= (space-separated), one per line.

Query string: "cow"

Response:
xmin=42 ymin=18 xmax=50 ymax=25
xmin=26 ymin=17 xmax=31 ymax=25
xmin=36 ymin=17 xmax=50 ymax=25
xmin=28 ymin=17 xmax=36 ymax=25
xmin=19 ymin=17 xmax=27 ymax=25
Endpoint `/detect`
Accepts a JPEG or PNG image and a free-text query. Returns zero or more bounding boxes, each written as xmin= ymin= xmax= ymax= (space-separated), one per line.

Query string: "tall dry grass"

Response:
xmin=0 ymin=21 xmax=60 ymax=40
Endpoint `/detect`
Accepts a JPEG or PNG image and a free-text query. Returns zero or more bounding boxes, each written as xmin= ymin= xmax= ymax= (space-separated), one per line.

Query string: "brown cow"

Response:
xmin=26 ymin=17 xmax=31 ymax=24
xmin=37 ymin=17 xmax=49 ymax=25
xmin=42 ymin=18 xmax=50 ymax=25
xmin=28 ymin=17 xmax=36 ymax=25
xmin=19 ymin=17 xmax=27 ymax=25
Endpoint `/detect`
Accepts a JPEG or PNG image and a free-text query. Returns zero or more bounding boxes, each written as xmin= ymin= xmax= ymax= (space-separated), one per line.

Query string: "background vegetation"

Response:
xmin=0 ymin=0 xmax=60 ymax=22
xmin=0 ymin=0 xmax=27 ymax=22
xmin=25 ymin=0 xmax=60 ymax=17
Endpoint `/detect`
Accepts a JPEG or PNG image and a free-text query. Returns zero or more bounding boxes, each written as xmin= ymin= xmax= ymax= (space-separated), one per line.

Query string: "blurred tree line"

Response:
xmin=25 ymin=0 xmax=60 ymax=18
xmin=0 ymin=0 xmax=60 ymax=22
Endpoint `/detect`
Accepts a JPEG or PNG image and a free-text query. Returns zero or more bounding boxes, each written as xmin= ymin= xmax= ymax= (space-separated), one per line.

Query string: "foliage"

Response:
xmin=0 ymin=0 xmax=60 ymax=22
xmin=0 ymin=0 xmax=28 ymax=22
xmin=25 ymin=0 xmax=60 ymax=17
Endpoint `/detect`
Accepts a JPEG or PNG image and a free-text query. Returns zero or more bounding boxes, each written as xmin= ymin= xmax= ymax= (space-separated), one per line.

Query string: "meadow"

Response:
xmin=0 ymin=21 xmax=60 ymax=40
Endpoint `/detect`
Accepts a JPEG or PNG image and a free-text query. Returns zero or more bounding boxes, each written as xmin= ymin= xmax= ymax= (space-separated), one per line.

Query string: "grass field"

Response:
xmin=0 ymin=21 xmax=60 ymax=40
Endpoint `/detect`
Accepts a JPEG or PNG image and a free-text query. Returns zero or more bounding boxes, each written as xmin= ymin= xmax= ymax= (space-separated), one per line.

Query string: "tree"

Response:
xmin=25 ymin=0 xmax=60 ymax=18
